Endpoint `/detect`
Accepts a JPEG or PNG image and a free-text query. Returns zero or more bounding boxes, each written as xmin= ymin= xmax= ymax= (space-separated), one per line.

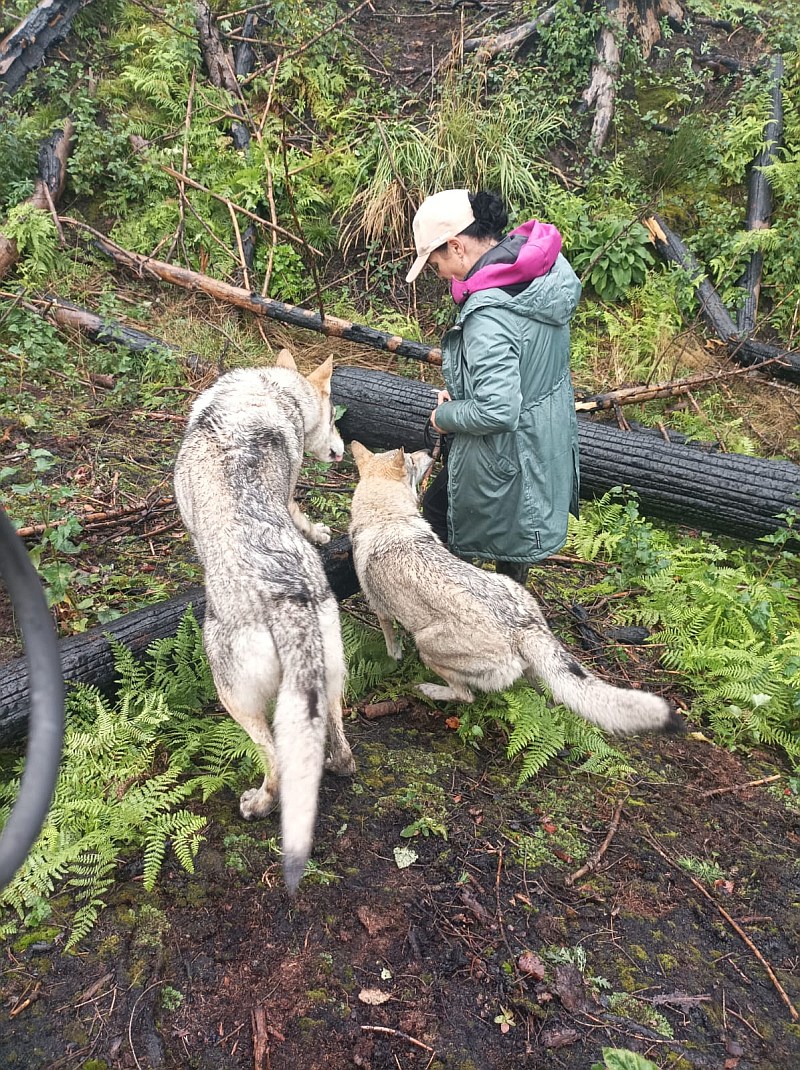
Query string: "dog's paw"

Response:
xmin=326 ymin=750 xmax=356 ymax=777
xmin=309 ymin=522 xmax=331 ymax=545
xmin=417 ymin=681 xmax=474 ymax=703
xmin=239 ymin=785 xmax=277 ymax=820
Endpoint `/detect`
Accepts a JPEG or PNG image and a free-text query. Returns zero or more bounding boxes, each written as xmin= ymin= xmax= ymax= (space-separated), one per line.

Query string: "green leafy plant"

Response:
xmin=591 ymin=1049 xmax=660 ymax=1070
xmin=569 ymin=218 xmax=655 ymax=303
xmin=2 ymin=204 xmax=60 ymax=286
xmin=457 ymin=682 xmax=634 ymax=785
xmin=565 ymin=493 xmax=800 ymax=769
xmin=341 ymin=68 xmax=563 ymax=255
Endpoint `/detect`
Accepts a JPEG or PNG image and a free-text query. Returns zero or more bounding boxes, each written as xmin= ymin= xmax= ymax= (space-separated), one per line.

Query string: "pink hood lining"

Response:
xmin=450 ymin=219 xmax=562 ymax=305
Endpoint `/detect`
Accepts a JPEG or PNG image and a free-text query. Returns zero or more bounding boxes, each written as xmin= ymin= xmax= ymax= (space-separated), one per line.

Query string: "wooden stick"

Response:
xmin=699 ymin=774 xmax=782 ymax=799
xmin=251 ymin=1006 xmax=271 ymax=1070
xmin=644 ymin=833 xmax=799 ymax=1021
xmin=575 ymin=358 xmax=783 ymax=413
xmin=565 ymin=797 xmax=625 ymax=886
xmin=360 ymin=1025 xmax=435 ymax=1054
xmin=14 ymin=497 xmax=174 ymax=539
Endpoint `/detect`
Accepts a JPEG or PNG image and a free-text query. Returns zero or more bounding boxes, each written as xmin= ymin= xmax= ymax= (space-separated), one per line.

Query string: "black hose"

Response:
xmin=0 ymin=505 xmax=64 ymax=891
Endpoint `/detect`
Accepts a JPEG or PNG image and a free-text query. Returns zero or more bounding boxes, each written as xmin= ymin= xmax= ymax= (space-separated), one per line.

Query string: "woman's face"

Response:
xmin=427 ymin=236 xmax=494 ymax=281
xmin=427 ymin=241 xmax=465 ymax=281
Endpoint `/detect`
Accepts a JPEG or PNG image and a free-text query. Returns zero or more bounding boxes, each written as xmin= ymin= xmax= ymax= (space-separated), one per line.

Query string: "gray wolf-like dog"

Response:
xmin=174 ymin=350 xmax=355 ymax=892
xmin=349 ymin=442 xmax=683 ymax=736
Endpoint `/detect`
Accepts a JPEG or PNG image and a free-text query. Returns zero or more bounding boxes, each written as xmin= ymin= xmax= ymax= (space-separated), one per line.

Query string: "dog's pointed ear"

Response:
xmin=306 ymin=354 xmax=334 ymax=394
xmin=389 ymin=448 xmax=406 ymax=476
xmin=350 ymin=440 xmax=373 ymax=473
xmin=275 ymin=348 xmax=297 ymax=371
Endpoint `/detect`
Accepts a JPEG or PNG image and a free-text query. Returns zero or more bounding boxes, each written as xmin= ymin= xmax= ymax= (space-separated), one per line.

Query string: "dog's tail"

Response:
xmin=269 ymin=603 xmax=328 ymax=894
xmin=519 ymin=627 xmax=683 ymax=736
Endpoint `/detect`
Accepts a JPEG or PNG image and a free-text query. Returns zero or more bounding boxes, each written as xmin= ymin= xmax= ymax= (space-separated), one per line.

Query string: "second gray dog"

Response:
xmin=349 ymin=442 xmax=682 ymax=737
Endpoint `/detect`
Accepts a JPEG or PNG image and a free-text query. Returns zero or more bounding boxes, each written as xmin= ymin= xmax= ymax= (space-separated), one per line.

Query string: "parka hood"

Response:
xmin=450 ymin=219 xmax=562 ymax=305
xmin=455 ymin=253 xmax=582 ymax=328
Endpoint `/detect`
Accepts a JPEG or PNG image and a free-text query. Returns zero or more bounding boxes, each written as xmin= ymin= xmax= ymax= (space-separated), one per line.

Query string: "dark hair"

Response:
xmin=463 ymin=191 xmax=508 ymax=242
xmin=431 ymin=190 xmax=508 ymax=257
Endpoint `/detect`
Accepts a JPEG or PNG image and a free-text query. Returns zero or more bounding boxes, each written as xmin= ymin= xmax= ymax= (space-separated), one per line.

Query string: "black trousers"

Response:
xmin=421 ymin=464 xmax=530 ymax=587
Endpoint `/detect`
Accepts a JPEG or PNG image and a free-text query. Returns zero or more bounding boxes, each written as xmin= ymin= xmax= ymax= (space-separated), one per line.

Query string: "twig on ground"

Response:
xmin=644 ymin=832 xmax=799 ymax=1021
xmin=565 ymin=797 xmax=626 ymax=887
xmin=699 ymin=774 xmax=782 ymax=799
xmin=360 ymin=1025 xmax=435 ymax=1054
xmin=14 ymin=497 xmax=175 ymax=539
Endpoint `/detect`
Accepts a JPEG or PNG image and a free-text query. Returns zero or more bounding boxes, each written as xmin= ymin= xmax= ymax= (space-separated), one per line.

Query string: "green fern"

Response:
xmin=0 ymin=610 xmax=258 ymax=948
xmin=565 ymin=493 xmax=800 ymax=769
xmin=460 ymin=683 xmax=634 ymax=786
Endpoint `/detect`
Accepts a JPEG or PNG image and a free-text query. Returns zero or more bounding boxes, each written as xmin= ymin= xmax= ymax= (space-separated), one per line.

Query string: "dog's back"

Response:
xmin=350 ymin=443 xmax=682 ymax=736
xmin=175 ymin=359 xmax=354 ymax=892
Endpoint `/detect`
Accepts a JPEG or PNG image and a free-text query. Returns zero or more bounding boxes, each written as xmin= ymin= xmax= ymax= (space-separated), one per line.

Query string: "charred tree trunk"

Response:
xmin=331 ymin=365 xmax=800 ymax=545
xmin=0 ymin=536 xmax=358 ymax=744
xmin=644 ymin=213 xmax=800 ymax=384
xmin=584 ymin=0 xmax=684 ymax=152
xmin=737 ymin=54 xmax=784 ymax=336
xmin=75 ymin=225 xmax=443 ymax=364
xmin=0 ymin=119 xmax=73 ymax=280
xmin=464 ymin=5 xmax=557 ymax=62
xmin=34 ymin=296 xmax=204 ymax=370
xmin=194 ymin=0 xmax=257 ymax=275
xmin=0 ymin=0 xmax=91 ymax=94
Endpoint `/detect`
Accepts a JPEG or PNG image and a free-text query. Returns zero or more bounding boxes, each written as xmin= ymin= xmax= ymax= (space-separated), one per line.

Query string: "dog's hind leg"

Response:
xmin=208 ymin=625 xmax=282 ymax=820
xmin=319 ymin=600 xmax=356 ymax=777
xmin=376 ymin=612 xmax=402 ymax=662
xmin=217 ymin=684 xmax=280 ymax=819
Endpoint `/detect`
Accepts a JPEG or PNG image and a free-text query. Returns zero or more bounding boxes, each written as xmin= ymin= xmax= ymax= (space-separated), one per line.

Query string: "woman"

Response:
xmin=406 ymin=189 xmax=581 ymax=585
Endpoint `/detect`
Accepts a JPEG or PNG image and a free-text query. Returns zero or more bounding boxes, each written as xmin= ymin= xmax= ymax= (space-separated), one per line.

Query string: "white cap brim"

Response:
xmin=405 ymin=252 xmax=430 ymax=284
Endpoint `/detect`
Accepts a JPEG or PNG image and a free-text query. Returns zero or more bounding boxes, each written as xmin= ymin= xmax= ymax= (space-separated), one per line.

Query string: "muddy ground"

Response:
xmin=2 ymin=702 xmax=799 ymax=1070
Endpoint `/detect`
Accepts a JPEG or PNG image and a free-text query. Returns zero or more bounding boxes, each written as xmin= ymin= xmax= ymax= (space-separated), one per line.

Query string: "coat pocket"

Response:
xmin=476 ymin=433 xmax=518 ymax=481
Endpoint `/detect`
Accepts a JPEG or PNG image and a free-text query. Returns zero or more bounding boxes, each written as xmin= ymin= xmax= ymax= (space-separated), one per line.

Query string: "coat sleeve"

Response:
xmin=433 ymin=307 xmax=522 ymax=436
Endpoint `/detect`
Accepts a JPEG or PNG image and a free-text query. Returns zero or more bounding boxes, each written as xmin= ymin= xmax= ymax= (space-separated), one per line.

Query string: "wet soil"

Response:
xmin=2 ymin=708 xmax=798 ymax=1069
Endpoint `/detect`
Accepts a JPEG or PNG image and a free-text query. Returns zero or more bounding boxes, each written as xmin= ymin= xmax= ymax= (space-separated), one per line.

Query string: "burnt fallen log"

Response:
xmin=583 ymin=0 xmax=684 ymax=153
xmin=644 ymin=213 xmax=800 ymax=384
xmin=0 ymin=0 xmax=91 ymax=94
xmin=0 ymin=535 xmax=358 ymax=744
xmin=738 ymin=54 xmax=784 ymax=336
xmin=67 ymin=221 xmax=443 ymax=364
xmin=31 ymin=296 xmax=204 ymax=369
xmin=331 ymin=365 xmax=800 ymax=545
xmin=0 ymin=119 xmax=73 ymax=280
xmin=463 ymin=5 xmax=556 ymax=62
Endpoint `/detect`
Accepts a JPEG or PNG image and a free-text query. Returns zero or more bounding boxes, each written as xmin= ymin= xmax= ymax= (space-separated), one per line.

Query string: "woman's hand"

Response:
xmin=430 ymin=389 xmax=451 ymax=433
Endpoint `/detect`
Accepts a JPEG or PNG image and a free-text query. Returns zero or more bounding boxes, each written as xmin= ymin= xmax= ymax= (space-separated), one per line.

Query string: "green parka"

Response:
xmin=433 ymin=253 xmax=581 ymax=563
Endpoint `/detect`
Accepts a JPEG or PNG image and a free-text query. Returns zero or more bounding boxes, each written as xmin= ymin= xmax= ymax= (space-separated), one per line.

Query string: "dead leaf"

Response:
xmin=358 ymin=988 xmax=391 ymax=1006
xmin=541 ymin=1026 xmax=579 ymax=1049
xmin=517 ymin=951 xmax=546 ymax=981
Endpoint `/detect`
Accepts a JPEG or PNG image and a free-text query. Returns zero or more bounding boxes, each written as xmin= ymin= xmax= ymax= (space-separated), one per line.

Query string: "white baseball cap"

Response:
xmin=405 ymin=189 xmax=475 ymax=283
